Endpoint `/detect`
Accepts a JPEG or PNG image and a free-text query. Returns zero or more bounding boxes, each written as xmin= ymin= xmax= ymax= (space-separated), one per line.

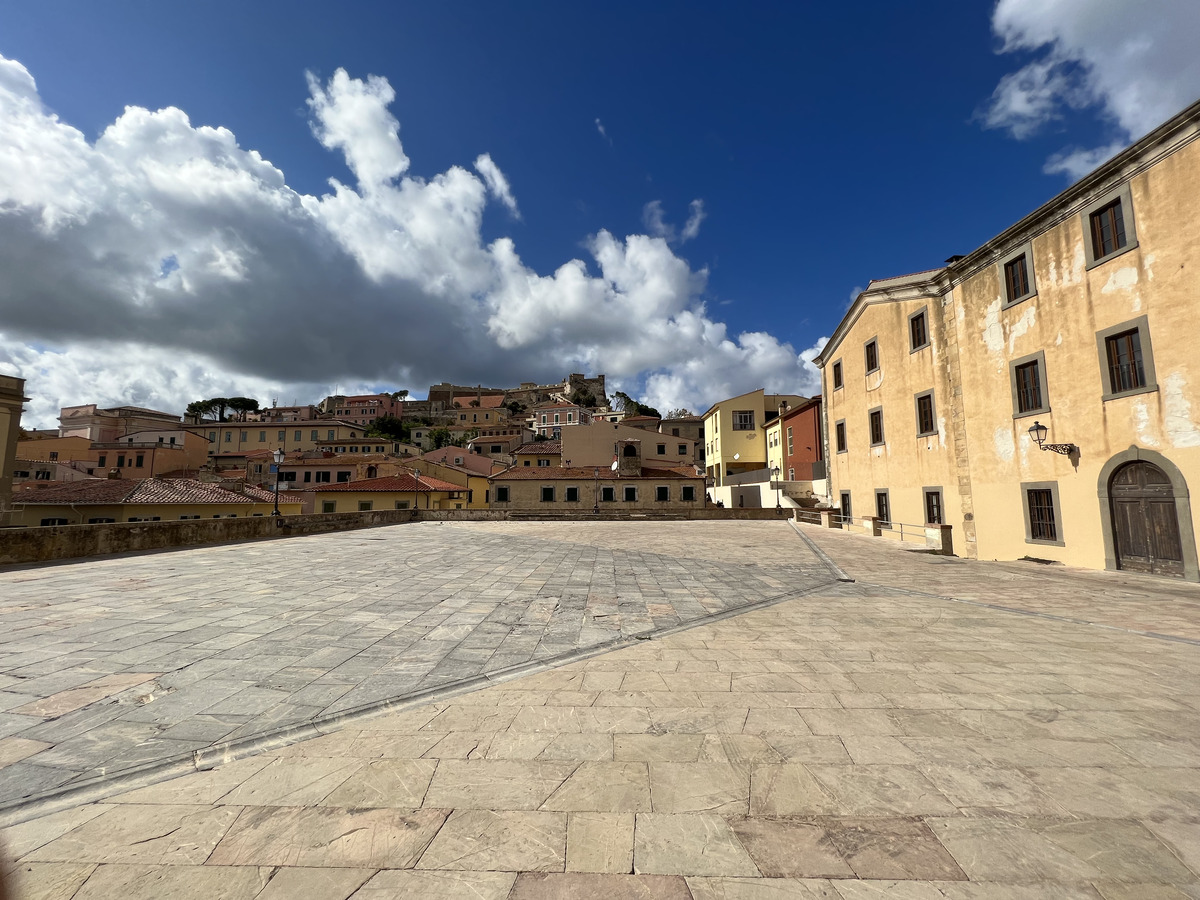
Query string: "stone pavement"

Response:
xmin=0 ymin=522 xmax=836 ymax=807
xmin=3 ymin=519 xmax=1200 ymax=899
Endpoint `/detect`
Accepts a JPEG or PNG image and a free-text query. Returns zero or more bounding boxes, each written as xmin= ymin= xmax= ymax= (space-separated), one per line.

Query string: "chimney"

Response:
xmin=778 ymin=400 xmax=789 ymax=419
xmin=107 ymin=468 xmax=121 ymax=479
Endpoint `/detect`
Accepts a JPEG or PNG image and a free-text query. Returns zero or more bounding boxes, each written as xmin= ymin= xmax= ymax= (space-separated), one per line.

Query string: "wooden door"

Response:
xmin=1110 ymin=462 xmax=1184 ymax=577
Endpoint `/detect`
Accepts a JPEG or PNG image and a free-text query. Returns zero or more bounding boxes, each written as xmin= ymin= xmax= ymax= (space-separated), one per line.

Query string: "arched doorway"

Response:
xmin=1109 ymin=461 xmax=1185 ymax=577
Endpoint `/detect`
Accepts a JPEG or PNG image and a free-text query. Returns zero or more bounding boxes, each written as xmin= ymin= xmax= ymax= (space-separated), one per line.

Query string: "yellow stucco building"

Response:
xmin=701 ymin=390 xmax=808 ymax=494
xmin=816 ymin=100 xmax=1200 ymax=581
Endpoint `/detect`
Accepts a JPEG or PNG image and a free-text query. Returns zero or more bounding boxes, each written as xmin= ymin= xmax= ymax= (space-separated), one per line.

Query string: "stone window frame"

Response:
xmin=678 ymin=444 xmax=688 ymax=455
xmin=321 ymin=501 xmax=336 ymax=513
xmin=874 ymin=489 xmax=892 ymax=528
xmin=565 ymin=486 xmax=580 ymax=502
xmin=657 ymin=443 xmax=667 ymax=455
xmin=1082 ymin=182 xmax=1138 ymax=270
xmin=540 ymin=485 xmax=556 ymax=503
xmin=655 ymin=485 xmax=670 ymax=502
xmin=832 ymin=360 xmax=844 ymax=391
xmin=914 ymin=389 xmax=938 ymax=437
xmin=623 ymin=485 xmax=638 ymax=502
xmin=908 ymin=307 xmax=930 ymax=353
xmin=1009 ymin=350 xmax=1051 ymax=419
xmin=601 ymin=486 xmax=616 ymax=502
xmin=840 ymin=491 xmax=852 ymax=520
xmin=864 ymin=337 xmax=880 ymax=375
xmin=358 ymin=500 xmax=373 ymax=512
xmin=868 ymin=406 xmax=885 ymax=447
xmin=681 ymin=485 xmax=696 ymax=502
xmin=999 ymin=241 xmax=1037 ymax=308
xmin=495 ymin=485 xmax=510 ymax=503
xmin=1021 ymin=480 xmax=1065 ymax=547
xmin=835 ymin=419 xmax=847 ymax=454
xmin=1095 ymin=314 xmax=1158 ymax=401
xmin=923 ymin=486 xmax=944 ymax=525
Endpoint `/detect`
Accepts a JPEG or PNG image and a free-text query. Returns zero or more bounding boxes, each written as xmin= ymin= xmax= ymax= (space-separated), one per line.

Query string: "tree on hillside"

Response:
xmin=664 ymin=407 xmax=693 ymax=419
xmin=428 ymin=427 xmax=454 ymax=449
xmin=612 ymin=390 xmax=660 ymax=419
xmin=226 ymin=397 xmax=261 ymax=421
xmin=187 ymin=397 xmax=230 ymax=421
xmin=569 ymin=388 xmax=596 ymax=408
xmin=367 ymin=415 xmax=408 ymax=442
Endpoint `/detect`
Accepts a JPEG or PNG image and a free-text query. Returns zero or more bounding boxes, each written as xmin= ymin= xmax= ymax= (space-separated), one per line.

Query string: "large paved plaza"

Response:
xmin=2 ymin=520 xmax=1200 ymax=898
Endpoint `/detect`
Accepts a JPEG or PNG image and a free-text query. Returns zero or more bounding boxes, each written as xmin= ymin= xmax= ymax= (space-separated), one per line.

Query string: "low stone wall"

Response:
xmin=0 ymin=506 xmax=793 ymax=566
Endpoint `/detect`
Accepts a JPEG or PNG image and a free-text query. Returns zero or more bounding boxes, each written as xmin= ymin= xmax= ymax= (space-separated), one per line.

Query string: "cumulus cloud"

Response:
xmin=0 ymin=55 xmax=818 ymax=426
xmin=982 ymin=0 xmax=1200 ymax=174
xmin=681 ymin=199 xmax=706 ymax=243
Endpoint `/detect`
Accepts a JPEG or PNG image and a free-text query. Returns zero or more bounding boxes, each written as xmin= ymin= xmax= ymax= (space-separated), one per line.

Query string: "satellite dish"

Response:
xmin=733 ymin=453 xmax=740 ymax=460
xmin=611 ymin=459 xmax=618 ymax=471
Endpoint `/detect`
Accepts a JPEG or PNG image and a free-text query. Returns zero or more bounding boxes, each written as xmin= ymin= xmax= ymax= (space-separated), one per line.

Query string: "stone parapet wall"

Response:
xmin=0 ymin=507 xmax=790 ymax=565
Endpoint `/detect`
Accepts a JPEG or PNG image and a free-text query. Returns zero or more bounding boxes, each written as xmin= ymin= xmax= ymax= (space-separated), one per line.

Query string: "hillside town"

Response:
xmin=3 ymin=94 xmax=1200 ymax=583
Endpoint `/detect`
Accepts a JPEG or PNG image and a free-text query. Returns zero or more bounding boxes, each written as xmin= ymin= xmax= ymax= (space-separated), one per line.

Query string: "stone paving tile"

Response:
xmin=0 ymin=522 xmax=834 ymax=800
xmin=510 ymin=872 xmax=693 ymax=899
xmin=4 ymin=520 xmax=1200 ymax=897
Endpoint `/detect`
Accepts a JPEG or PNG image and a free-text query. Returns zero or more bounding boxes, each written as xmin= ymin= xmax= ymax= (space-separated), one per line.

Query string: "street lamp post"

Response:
xmin=272 ymin=448 xmax=285 ymax=516
xmin=771 ymin=466 xmax=782 ymax=509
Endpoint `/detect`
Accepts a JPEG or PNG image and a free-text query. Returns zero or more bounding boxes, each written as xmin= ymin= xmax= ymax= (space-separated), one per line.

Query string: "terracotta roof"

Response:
xmin=492 ymin=466 xmax=701 ymax=481
xmin=514 ymin=441 xmax=562 ymax=455
xmin=13 ymin=478 xmax=295 ymax=506
xmin=306 ymin=474 xmax=462 ymax=493
xmin=451 ymin=394 xmax=507 ymax=409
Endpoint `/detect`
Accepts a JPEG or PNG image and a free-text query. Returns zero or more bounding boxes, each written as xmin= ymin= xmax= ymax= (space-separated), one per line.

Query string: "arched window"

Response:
xmin=623 ymin=444 xmax=637 ymax=457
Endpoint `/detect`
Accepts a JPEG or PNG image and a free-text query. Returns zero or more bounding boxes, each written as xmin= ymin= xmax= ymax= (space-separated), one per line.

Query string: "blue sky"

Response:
xmin=1 ymin=1 xmax=1198 ymax=425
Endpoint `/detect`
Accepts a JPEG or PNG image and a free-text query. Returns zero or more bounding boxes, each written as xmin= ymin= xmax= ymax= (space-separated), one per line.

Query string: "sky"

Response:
xmin=2 ymin=1 xmax=1199 ymax=428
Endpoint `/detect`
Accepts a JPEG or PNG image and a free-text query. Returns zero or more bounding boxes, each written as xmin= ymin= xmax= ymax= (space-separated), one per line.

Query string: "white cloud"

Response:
xmin=1042 ymin=141 xmax=1127 ymax=180
xmin=594 ymin=117 xmax=611 ymax=144
xmin=681 ymin=199 xmax=706 ymax=243
xmin=640 ymin=199 xmax=705 ymax=245
xmin=983 ymin=0 xmax=1200 ymax=174
xmin=473 ymin=153 xmax=520 ymax=218
xmin=0 ymin=55 xmax=817 ymax=426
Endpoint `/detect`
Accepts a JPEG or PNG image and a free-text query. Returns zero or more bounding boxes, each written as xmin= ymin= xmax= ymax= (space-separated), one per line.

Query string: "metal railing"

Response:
xmin=829 ymin=512 xmax=932 ymax=543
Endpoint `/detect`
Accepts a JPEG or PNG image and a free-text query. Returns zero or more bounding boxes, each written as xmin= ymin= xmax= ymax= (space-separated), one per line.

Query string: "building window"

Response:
xmin=321 ymin=501 xmax=336 ymax=513
xmin=1082 ymin=184 xmax=1137 ymax=268
xmin=496 ymin=486 xmax=510 ymax=502
xmin=868 ymin=408 xmax=884 ymax=446
xmin=909 ymin=309 xmax=929 ymax=351
xmin=657 ymin=444 xmax=666 ymax=455
xmin=327 ymin=430 xmax=335 ymax=440
xmin=678 ymin=444 xmax=687 ymax=455
xmin=490 ymin=445 xmax=502 ymax=454
xmin=523 ymin=460 xmax=531 ymax=467
xmin=601 ymin=486 xmax=615 ymax=502
xmin=395 ymin=500 xmax=411 ymax=509
xmin=624 ymin=485 xmax=638 ymax=502
xmin=874 ymin=490 xmax=891 ymax=527
xmin=835 ymin=420 xmax=847 ymax=453
xmin=1003 ymin=251 xmax=1033 ymax=306
xmin=1009 ymin=351 xmax=1049 ymax=417
xmin=358 ymin=500 xmax=373 ymax=511
xmin=88 ymin=517 xmax=116 ymax=524
xmin=840 ymin=491 xmax=852 ymax=520
xmin=732 ymin=410 xmax=755 ymax=431
xmin=924 ymin=488 xmax=943 ymax=525
xmin=135 ymin=454 xmax=144 ymax=467
xmin=541 ymin=486 xmax=555 ymax=502
xmin=97 ymin=455 xmax=106 ymax=467
xmin=1023 ymin=482 xmax=1063 ymax=545
xmin=240 ymin=431 xmax=248 ymax=441
xmin=786 ymin=427 xmax=793 ymax=456
xmin=566 ymin=413 xmax=573 ymax=423
xmin=311 ymin=430 xmax=319 ymax=440
xmin=315 ymin=471 xmax=330 ymax=483
xmin=337 ymin=471 xmax=352 ymax=482
xmin=565 ymin=486 xmax=579 ymax=502
xmin=554 ymin=413 xmax=560 ymax=424
xmin=681 ymin=485 xmax=695 ymax=502
xmin=117 ymin=454 xmax=126 ymax=467
xmin=41 ymin=518 xmax=69 ymax=526
xmin=832 ymin=360 xmax=843 ymax=390
xmin=864 ymin=339 xmax=879 ymax=374
xmin=537 ymin=459 xmax=550 ymax=467
xmin=295 ymin=430 xmax=302 ymax=441
xmin=277 ymin=430 xmax=286 ymax=441
xmin=672 ymin=428 xmax=680 ymax=436
xmin=303 ymin=471 xmax=312 ymax=483
xmin=225 ymin=432 xmax=232 ymax=443
xmin=915 ymin=391 xmax=937 ymax=437
xmin=1096 ymin=315 xmax=1157 ymax=400
xmin=655 ymin=486 xmax=669 ymax=502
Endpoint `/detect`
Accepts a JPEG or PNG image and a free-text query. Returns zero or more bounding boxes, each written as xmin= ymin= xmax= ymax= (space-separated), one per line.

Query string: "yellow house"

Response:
xmin=816 ymin=99 xmax=1200 ymax=581
xmin=701 ymin=389 xmax=808 ymax=497
xmin=184 ymin=419 xmax=367 ymax=461
xmin=407 ymin=458 xmax=492 ymax=508
xmin=513 ymin=441 xmax=563 ymax=468
xmin=10 ymin=477 xmax=299 ymax=526
xmin=306 ymin=472 xmax=464 ymax=514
